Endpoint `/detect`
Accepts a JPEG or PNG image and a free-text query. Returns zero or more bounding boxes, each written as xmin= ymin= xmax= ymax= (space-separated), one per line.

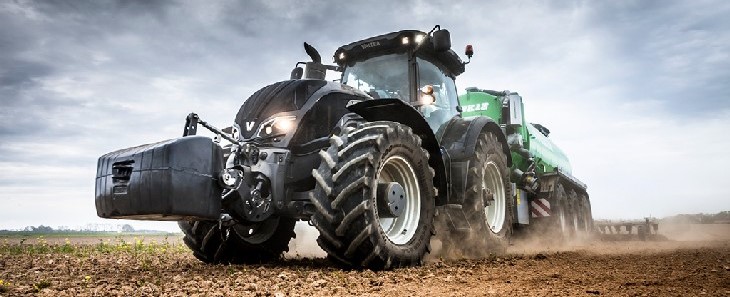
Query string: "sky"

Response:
xmin=1 ymin=0 xmax=728 ymax=232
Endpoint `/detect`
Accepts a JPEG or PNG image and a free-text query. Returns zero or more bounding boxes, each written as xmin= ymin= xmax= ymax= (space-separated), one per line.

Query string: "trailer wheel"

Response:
xmin=463 ymin=131 xmax=513 ymax=251
xmin=553 ymin=183 xmax=577 ymax=241
xmin=310 ymin=118 xmax=436 ymax=270
xmin=178 ymin=216 xmax=296 ymax=264
xmin=577 ymin=193 xmax=593 ymax=238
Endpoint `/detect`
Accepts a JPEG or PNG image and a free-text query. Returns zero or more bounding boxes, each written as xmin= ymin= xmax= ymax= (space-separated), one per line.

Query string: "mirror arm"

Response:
xmin=323 ymin=64 xmax=343 ymax=72
xmin=427 ymin=25 xmax=441 ymax=35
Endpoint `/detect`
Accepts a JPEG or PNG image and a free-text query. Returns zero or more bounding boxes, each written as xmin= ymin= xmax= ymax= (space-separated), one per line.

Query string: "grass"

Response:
xmin=0 ymin=236 xmax=188 ymax=256
xmin=32 ymin=280 xmax=51 ymax=293
xmin=0 ymin=235 xmax=190 ymax=295
xmin=0 ymin=231 xmax=180 ymax=238
xmin=0 ymin=279 xmax=9 ymax=293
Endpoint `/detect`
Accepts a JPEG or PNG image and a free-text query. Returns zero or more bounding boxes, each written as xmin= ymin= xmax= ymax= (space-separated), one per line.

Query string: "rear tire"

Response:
xmin=310 ymin=119 xmax=436 ymax=270
xmin=178 ymin=216 xmax=296 ymax=264
xmin=460 ymin=131 xmax=513 ymax=255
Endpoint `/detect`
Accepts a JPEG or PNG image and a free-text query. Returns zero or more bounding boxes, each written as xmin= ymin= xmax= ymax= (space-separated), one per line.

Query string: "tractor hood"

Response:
xmin=235 ymin=80 xmax=327 ymax=139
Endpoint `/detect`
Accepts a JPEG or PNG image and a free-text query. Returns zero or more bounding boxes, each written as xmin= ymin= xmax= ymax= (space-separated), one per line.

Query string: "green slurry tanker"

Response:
xmin=94 ymin=25 xmax=591 ymax=270
xmin=459 ymin=88 xmax=591 ymax=237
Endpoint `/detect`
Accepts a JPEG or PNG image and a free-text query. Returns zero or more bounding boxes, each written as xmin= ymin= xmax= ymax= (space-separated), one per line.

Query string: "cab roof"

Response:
xmin=333 ymin=29 xmax=465 ymax=77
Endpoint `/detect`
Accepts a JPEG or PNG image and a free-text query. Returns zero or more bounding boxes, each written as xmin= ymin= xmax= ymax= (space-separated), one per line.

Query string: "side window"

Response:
xmin=417 ymin=58 xmax=458 ymax=130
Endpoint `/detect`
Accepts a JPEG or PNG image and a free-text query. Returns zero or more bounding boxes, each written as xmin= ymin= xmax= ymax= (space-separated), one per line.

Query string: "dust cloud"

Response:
xmin=659 ymin=223 xmax=730 ymax=241
xmin=284 ymin=219 xmax=730 ymax=261
xmin=285 ymin=221 xmax=326 ymax=259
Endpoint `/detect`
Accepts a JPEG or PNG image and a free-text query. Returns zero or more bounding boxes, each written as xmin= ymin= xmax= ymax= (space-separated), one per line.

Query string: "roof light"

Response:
xmin=338 ymin=52 xmax=345 ymax=60
xmin=401 ymin=36 xmax=409 ymax=45
xmin=415 ymin=34 xmax=425 ymax=44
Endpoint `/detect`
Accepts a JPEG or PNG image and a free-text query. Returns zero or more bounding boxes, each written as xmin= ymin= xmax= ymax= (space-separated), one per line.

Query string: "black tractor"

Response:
xmin=95 ymin=26 xmax=513 ymax=270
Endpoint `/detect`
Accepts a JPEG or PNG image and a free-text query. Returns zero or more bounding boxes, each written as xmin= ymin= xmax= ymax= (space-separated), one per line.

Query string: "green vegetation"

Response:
xmin=0 ymin=279 xmax=10 ymax=293
xmin=0 ymin=236 xmax=188 ymax=256
xmin=32 ymin=280 xmax=51 ymax=293
xmin=0 ymin=231 xmax=179 ymax=238
xmin=0 ymin=224 xmax=180 ymax=237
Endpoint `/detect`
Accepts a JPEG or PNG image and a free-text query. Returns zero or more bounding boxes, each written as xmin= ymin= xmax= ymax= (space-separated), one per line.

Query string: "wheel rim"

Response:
xmin=482 ymin=161 xmax=506 ymax=234
xmin=377 ymin=155 xmax=421 ymax=245
xmin=232 ymin=217 xmax=279 ymax=244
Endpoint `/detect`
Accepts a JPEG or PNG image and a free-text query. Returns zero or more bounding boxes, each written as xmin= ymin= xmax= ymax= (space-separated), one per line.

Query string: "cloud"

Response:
xmin=0 ymin=0 xmax=728 ymax=231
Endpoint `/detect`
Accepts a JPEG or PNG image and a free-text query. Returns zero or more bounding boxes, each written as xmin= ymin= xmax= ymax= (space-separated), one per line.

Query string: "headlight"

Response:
xmin=256 ymin=115 xmax=296 ymax=139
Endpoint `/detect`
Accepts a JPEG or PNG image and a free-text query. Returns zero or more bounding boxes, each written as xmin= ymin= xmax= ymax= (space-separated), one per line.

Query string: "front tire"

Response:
xmin=178 ymin=216 xmax=296 ymax=264
xmin=310 ymin=119 xmax=436 ymax=270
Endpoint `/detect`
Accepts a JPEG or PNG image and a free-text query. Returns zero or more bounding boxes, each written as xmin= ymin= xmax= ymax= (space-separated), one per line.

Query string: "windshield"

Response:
xmin=342 ymin=54 xmax=409 ymax=101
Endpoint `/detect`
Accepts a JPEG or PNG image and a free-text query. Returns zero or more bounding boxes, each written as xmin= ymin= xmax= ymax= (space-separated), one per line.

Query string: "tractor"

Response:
xmin=95 ymin=26 xmax=590 ymax=270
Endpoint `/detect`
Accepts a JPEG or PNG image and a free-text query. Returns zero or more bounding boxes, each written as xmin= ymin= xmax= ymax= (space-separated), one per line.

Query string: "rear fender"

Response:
xmin=347 ymin=99 xmax=448 ymax=206
xmin=439 ymin=116 xmax=511 ymax=164
xmin=438 ymin=116 xmax=511 ymax=205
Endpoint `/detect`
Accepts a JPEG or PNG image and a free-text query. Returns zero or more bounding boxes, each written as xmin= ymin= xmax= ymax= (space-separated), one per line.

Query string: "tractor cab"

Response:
xmin=333 ymin=28 xmax=469 ymax=131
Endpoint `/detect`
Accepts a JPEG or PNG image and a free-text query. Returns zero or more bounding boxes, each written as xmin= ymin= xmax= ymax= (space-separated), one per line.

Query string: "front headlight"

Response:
xmin=256 ymin=115 xmax=297 ymax=139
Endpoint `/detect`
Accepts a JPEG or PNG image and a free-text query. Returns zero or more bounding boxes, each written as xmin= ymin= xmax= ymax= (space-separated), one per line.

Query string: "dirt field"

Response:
xmin=1 ymin=226 xmax=729 ymax=296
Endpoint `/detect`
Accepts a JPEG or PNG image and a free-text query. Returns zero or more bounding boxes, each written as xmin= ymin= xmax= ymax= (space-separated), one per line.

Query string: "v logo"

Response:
xmin=245 ymin=122 xmax=255 ymax=131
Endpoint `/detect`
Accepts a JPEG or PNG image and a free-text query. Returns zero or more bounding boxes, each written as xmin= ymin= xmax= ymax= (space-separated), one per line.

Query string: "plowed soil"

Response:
xmin=1 ymin=235 xmax=728 ymax=296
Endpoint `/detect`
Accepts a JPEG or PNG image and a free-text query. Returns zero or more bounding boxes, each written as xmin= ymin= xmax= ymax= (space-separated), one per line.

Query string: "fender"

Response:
xmin=347 ymin=99 xmax=448 ymax=206
xmin=437 ymin=115 xmax=512 ymax=205
xmin=438 ymin=116 xmax=511 ymax=165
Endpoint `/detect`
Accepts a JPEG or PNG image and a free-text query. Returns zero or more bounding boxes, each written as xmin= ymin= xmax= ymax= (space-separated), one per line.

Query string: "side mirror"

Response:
xmin=432 ymin=29 xmax=451 ymax=52
xmin=290 ymin=67 xmax=303 ymax=80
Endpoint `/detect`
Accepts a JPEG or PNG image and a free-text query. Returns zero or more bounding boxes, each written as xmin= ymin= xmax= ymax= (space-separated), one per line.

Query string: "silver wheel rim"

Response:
xmin=483 ymin=161 xmax=506 ymax=233
xmin=377 ymin=155 xmax=421 ymax=245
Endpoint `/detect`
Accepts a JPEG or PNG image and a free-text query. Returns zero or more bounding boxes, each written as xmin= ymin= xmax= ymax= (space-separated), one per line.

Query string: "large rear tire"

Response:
xmin=310 ymin=119 xmax=436 ymax=270
xmin=459 ymin=131 xmax=513 ymax=255
xmin=178 ymin=216 xmax=296 ymax=264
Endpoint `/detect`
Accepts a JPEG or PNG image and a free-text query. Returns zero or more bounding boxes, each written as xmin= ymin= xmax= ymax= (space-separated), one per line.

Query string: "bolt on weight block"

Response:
xmin=95 ymin=136 xmax=223 ymax=221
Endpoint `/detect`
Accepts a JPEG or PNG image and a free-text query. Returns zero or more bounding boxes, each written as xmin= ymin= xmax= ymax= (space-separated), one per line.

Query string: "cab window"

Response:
xmin=417 ymin=58 xmax=458 ymax=130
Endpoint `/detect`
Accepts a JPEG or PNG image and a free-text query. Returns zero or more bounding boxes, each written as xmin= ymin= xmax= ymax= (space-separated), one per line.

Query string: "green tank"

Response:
xmin=458 ymin=88 xmax=572 ymax=176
